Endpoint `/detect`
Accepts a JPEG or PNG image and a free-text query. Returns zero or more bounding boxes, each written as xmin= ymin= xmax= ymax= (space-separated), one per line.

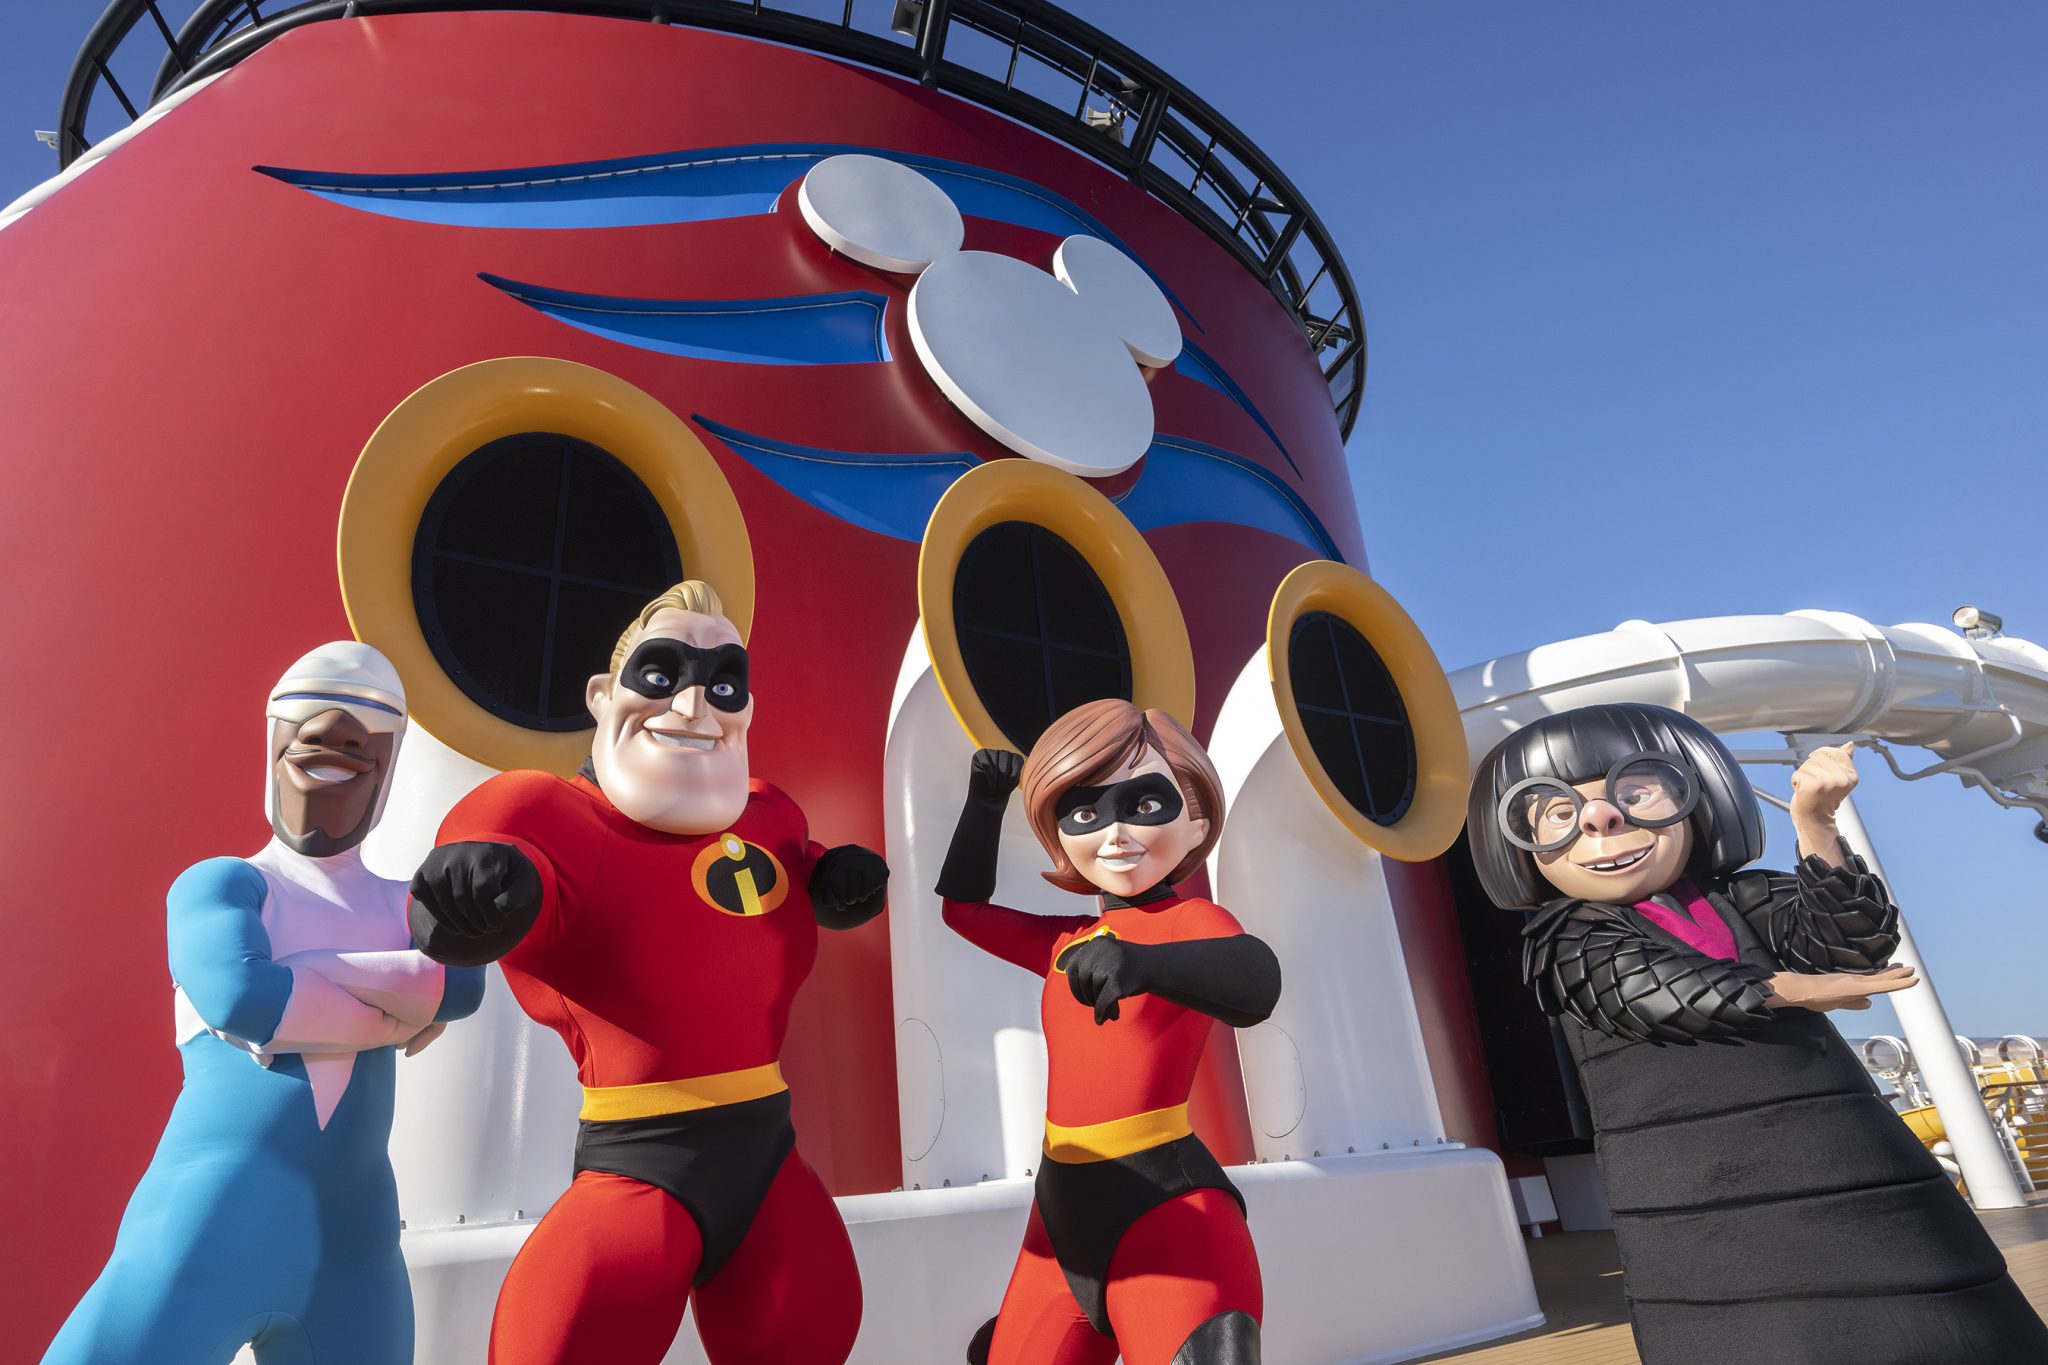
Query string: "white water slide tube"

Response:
xmin=1451 ymin=609 xmax=2048 ymax=1211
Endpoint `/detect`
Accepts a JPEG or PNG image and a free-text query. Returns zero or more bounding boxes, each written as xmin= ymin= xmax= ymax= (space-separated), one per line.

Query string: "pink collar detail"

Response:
xmin=1632 ymin=880 xmax=1739 ymax=962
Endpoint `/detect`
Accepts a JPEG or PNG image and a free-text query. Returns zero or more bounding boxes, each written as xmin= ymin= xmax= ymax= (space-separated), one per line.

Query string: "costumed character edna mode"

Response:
xmin=1469 ymin=702 xmax=2048 ymax=1365
xmin=42 ymin=643 xmax=485 ymax=1365
xmin=940 ymin=699 xmax=1280 ymax=1365
xmin=409 ymin=579 xmax=889 ymax=1365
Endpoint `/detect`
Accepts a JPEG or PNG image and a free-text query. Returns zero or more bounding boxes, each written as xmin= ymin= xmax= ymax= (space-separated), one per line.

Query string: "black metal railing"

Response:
xmin=56 ymin=0 xmax=1365 ymax=436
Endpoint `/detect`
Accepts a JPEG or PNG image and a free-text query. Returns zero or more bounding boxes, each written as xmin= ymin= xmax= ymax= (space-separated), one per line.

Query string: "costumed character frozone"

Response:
xmin=939 ymin=700 xmax=1278 ymax=1365
xmin=41 ymin=642 xmax=485 ymax=1365
xmin=408 ymin=579 xmax=889 ymax=1365
xmin=1469 ymin=702 xmax=2048 ymax=1364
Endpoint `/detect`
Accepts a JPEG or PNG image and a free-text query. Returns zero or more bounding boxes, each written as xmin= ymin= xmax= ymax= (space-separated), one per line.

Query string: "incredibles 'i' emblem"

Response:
xmin=691 ymin=833 xmax=788 ymax=917
xmin=1052 ymin=926 xmax=1121 ymax=974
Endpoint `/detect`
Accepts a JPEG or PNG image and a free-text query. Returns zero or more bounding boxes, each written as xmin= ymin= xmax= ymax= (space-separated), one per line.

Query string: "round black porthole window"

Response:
xmin=412 ymin=432 xmax=683 ymax=732
xmin=952 ymin=520 xmax=1133 ymax=751
xmin=1286 ymin=610 xmax=1417 ymax=826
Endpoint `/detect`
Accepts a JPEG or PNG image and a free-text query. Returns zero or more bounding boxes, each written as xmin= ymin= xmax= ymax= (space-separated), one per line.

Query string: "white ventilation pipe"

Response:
xmin=1451 ymin=610 xmax=2048 ymax=1210
xmin=1455 ymin=611 xmax=2048 ymax=819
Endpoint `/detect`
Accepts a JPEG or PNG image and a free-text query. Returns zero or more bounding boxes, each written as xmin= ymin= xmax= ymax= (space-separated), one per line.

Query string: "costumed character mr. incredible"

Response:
xmin=42 ymin=642 xmax=485 ymax=1365
xmin=409 ymin=579 xmax=889 ymax=1365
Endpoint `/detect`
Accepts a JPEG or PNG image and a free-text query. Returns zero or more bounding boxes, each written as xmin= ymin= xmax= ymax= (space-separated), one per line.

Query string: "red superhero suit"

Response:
xmin=415 ymin=768 xmax=873 ymax=1365
xmin=943 ymin=892 xmax=1267 ymax=1365
xmin=937 ymin=732 xmax=1278 ymax=1365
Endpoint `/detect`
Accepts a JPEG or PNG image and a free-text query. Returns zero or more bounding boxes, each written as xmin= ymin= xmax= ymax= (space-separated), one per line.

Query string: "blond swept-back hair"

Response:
xmin=1018 ymin=698 xmax=1224 ymax=894
xmin=606 ymin=580 xmax=727 ymax=676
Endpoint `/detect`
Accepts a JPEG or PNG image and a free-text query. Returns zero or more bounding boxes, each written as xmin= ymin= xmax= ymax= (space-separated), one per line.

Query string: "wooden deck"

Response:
xmin=1417 ymin=1200 xmax=2048 ymax=1365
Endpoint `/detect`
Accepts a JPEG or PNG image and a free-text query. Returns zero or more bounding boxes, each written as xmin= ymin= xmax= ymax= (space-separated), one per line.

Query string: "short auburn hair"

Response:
xmin=607 ymin=580 xmax=727 ymax=676
xmin=1019 ymin=698 xmax=1225 ymax=894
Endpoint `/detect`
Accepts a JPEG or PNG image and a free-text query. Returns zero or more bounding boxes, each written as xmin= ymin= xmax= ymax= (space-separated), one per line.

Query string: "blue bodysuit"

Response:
xmin=42 ymin=842 xmax=483 ymax=1365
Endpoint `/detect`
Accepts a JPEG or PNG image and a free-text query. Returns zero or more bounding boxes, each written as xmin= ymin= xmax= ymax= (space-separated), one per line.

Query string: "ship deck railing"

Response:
xmin=54 ymin=0 xmax=1366 ymax=437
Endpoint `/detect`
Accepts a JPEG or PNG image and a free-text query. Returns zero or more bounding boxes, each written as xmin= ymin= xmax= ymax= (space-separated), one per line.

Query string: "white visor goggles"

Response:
xmin=267 ymin=689 xmax=408 ymax=735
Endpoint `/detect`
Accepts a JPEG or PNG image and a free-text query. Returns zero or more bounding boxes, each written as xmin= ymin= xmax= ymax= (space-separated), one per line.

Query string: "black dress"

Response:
xmin=1523 ymin=854 xmax=2048 ymax=1364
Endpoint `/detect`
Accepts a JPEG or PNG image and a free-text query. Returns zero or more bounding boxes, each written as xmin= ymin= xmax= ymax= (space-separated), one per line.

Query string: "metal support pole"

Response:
xmin=1811 ymin=779 xmax=2028 ymax=1209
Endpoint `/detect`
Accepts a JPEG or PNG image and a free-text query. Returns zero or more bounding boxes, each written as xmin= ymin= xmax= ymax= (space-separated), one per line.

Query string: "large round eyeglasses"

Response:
xmin=1495 ymin=752 xmax=1701 ymax=854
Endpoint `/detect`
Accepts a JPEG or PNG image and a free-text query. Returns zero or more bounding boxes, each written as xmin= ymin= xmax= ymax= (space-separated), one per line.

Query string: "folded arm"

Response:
xmin=168 ymin=858 xmax=294 ymax=1045
xmin=250 ymin=965 xmax=423 ymax=1056
xmin=273 ymin=949 xmax=455 ymax=1027
xmin=1523 ymin=900 xmax=1776 ymax=1043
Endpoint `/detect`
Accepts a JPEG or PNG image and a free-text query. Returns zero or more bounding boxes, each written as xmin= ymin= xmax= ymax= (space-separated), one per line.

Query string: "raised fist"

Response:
xmin=408 ymin=840 xmax=543 ymax=966
xmin=968 ymin=748 xmax=1025 ymax=804
xmin=810 ymin=843 xmax=890 ymax=928
xmin=1790 ymin=743 xmax=1859 ymax=828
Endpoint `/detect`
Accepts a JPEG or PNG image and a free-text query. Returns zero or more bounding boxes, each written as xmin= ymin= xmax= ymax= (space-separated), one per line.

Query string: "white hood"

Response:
xmin=263 ymin=640 xmax=409 ymax=833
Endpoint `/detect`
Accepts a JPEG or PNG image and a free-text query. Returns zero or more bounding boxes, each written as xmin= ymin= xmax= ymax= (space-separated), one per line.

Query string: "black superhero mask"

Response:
xmin=619 ymin=638 xmax=750 ymax=712
xmin=1054 ymin=773 xmax=1185 ymax=835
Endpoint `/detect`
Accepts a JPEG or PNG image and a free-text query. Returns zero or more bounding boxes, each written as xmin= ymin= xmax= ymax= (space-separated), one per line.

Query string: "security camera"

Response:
xmin=2035 ymin=819 xmax=2048 ymax=846
xmin=1953 ymin=606 xmax=2004 ymax=639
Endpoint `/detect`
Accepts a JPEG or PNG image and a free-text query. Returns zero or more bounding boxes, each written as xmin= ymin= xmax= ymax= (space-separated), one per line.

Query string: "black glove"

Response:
xmin=408 ymin=840 xmax=544 ymax=967
xmin=966 ymin=748 xmax=1023 ymax=804
xmin=810 ymin=844 xmax=889 ymax=929
xmin=1056 ymin=933 xmax=1281 ymax=1028
xmin=1056 ymin=934 xmax=1150 ymax=1025
xmin=935 ymin=749 xmax=1023 ymax=902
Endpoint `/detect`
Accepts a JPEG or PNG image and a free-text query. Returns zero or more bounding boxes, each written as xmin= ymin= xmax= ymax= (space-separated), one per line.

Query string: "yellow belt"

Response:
xmin=1043 ymin=1103 xmax=1192 ymax=1164
xmin=580 ymin=1062 xmax=787 ymax=1122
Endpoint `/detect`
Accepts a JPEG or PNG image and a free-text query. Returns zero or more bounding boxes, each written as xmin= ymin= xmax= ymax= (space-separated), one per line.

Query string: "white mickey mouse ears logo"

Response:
xmin=798 ymin=153 xmax=964 ymax=273
xmin=799 ymin=153 xmax=1181 ymax=478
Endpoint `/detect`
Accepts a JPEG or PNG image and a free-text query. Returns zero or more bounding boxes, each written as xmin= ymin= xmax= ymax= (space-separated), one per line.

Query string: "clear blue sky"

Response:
xmin=3 ymin=3 xmax=2042 ymax=1037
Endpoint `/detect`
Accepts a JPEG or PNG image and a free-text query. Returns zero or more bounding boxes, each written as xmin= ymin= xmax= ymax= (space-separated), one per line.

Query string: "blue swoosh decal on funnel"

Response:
xmin=257 ymin=144 xmax=1200 ymax=330
xmin=1173 ymin=339 xmax=1298 ymax=477
xmin=694 ymin=416 xmax=977 ymax=541
xmin=1113 ymin=435 xmax=1339 ymax=560
xmin=694 ymin=418 xmax=1339 ymax=559
xmin=482 ymin=275 xmax=890 ymax=365
xmin=261 ymin=150 xmax=809 ymax=229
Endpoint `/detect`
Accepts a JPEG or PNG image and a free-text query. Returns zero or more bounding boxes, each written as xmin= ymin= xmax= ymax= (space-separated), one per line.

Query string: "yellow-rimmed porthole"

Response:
xmin=338 ymin=357 xmax=754 ymax=775
xmin=918 ymin=458 xmax=1194 ymax=753
xmin=1267 ymin=561 xmax=1467 ymax=862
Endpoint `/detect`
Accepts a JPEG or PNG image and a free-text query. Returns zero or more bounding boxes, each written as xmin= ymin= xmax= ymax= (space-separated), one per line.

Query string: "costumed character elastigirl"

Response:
xmin=1469 ymin=702 xmax=2048 ymax=1364
xmin=408 ymin=579 xmax=888 ymax=1365
xmin=939 ymin=699 xmax=1278 ymax=1365
xmin=42 ymin=642 xmax=485 ymax=1365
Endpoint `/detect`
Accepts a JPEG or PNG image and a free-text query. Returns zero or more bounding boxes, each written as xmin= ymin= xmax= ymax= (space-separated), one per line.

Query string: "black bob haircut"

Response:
xmin=1466 ymin=703 xmax=1765 ymax=909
